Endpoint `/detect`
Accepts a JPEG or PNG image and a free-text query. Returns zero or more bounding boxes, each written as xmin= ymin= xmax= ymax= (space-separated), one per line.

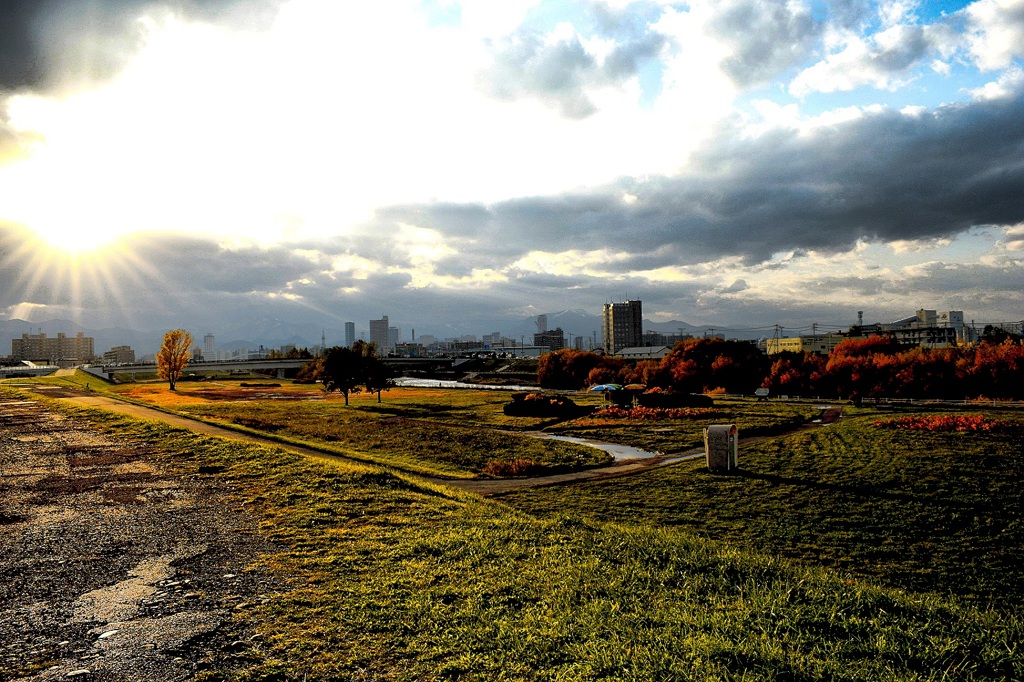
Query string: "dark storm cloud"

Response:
xmin=373 ymin=89 xmax=1024 ymax=269
xmin=374 ymin=203 xmax=492 ymax=239
xmin=0 ymin=0 xmax=279 ymax=91
xmin=144 ymin=235 xmax=318 ymax=294
xmin=711 ymin=0 xmax=821 ymax=87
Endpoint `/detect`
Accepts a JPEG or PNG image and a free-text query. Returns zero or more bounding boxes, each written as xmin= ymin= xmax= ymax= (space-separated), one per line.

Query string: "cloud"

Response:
xmin=970 ymin=65 xmax=1024 ymax=100
xmin=2 ymin=1 xmax=1024 ymax=339
xmin=479 ymin=4 xmax=668 ymax=118
xmin=709 ymin=0 xmax=821 ymax=88
xmin=368 ymin=89 xmax=1024 ymax=272
xmin=0 ymin=0 xmax=280 ymax=92
xmin=789 ymin=22 xmax=940 ymax=96
xmin=484 ymin=29 xmax=603 ymax=118
xmin=721 ymin=279 xmax=749 ymax=294
xmin=964 ymin=0 xmax=1024 ymax=71
xmin=822 ymin=0 xmax=875 ymax=30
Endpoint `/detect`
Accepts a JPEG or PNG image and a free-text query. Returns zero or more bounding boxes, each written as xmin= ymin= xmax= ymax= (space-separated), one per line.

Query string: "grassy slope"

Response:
xmin=500 ymin=407 xmax=1024 ymax=608
xmin=14 ymin=388 xmax=1021 ymax=681
xmin=38 ymin=376 xmax=610 ymax=478
xmin=168 ymin=394 xmax=608 ymax=478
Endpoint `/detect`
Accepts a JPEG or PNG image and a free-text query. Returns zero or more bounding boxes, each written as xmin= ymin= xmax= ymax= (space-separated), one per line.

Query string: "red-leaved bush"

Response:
xmin=593 ymin=406 xmax=722 ymax=421
xmin=482 ymin=458 xmax=542 ymax=477
xmin=873 ymin=415 xmax=1009 ymax=432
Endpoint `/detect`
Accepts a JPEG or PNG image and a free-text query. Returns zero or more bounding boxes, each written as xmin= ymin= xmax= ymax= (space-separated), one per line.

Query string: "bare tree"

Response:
xmin=156 ymin=329 xmax=193 ymax=391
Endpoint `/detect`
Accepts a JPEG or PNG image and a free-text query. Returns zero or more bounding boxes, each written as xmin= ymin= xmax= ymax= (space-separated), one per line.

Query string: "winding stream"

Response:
xmin=535 ymin=433 xmax=660 ymax=461
xmin=394 ymin=377 xmax=660 ymax=461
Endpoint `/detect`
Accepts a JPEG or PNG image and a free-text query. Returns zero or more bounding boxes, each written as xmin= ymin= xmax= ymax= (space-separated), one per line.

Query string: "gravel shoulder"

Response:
xmin=0 ymin=395 xmax=282 ymax=681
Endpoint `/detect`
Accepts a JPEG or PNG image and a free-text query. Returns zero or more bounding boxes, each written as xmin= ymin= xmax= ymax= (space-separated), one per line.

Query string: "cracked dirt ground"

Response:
xmin=0 ymin=396 xmax=282 ymax=681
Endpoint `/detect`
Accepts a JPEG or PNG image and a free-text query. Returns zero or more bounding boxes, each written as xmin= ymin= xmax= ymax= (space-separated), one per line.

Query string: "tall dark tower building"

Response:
xmin=602 ymin=300 xmax=643 ymax=355
xmin=370 ymin=315 xmax=389 ymax=349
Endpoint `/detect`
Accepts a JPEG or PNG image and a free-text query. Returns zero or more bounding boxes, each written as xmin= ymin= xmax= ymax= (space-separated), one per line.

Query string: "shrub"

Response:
xmin=481 ymin=458 xmax=542 ymax=477
xmin=593 ymin=406 xmax=722 ymax=421
xmin=873 ymin=415 xmax=1010 ymax=432
xmin=503 ymin=392 xmax=582 ymax=418
xmin=635 ymin=391 xmax=715 ymax=408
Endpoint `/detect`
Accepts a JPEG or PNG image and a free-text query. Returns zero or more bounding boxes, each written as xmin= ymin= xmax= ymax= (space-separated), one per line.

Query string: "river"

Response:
xmin=394 ymin=377 xmax=541 ymax=391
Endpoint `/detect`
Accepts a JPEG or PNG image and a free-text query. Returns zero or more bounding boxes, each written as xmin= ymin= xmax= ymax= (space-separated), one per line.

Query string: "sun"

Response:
xmin=1 ymin=220 xmax=171 ymax=330
xmin=23 ymin=222 xmax=117 ymax=256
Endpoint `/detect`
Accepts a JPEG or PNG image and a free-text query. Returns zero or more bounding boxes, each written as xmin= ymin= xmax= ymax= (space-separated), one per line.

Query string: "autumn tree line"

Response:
xmin=537 ymin=336 xmax=1024 ymax=401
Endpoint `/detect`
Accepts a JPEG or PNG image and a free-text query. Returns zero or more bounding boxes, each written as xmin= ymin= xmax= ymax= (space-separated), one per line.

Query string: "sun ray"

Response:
xmin=0 ymin=224 xmax=184 ymax=329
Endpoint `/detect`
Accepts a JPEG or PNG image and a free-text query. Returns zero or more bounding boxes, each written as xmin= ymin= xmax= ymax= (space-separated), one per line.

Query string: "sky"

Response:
xmin=1 ymin=0 xmax=1023 ymax=342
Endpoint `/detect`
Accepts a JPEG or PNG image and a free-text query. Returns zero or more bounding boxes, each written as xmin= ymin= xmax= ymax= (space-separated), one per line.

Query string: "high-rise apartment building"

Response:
xmin=369 ymin=315 xmax=389 ymax=349
xmin=534 ymin=328 xmax=565 ymax=351
xmin=12 ymin=332 xmax=94 ymax=365
xmin=344 ymin=322 xmax=355 ymax=347
xmin=103 ymin=345 xmax=136 ymax=365
xmin=203 ymin=333 xmax=216 ymax=360
xmin=602 ymin=300 xmax=643 ymax=355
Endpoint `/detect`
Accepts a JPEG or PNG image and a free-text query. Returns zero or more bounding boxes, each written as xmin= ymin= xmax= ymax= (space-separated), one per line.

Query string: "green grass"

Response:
xmin=171 ymin=395 xmax=610 ymax=478
xmin=15 ymin=389 xmax=1018 ymax=681
xmin=548 ymin=398 xmax=819 ymax=453
xmin=499 ymin=407 xmax=1024 ymax=608
xmin=1 ymin=369 xmax=110 ymax=393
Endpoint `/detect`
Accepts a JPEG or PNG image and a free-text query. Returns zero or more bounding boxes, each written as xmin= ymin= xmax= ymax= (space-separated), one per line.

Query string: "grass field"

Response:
xmin=7 ymin=378 xmax=1023 ymax=679
xmin=548 ymin=398 xmax=819 ymax=454
xmin=90 ymin=376 xmax=824 ymax=474
xmin=500 ymin=406 xmax=1024 ymax=608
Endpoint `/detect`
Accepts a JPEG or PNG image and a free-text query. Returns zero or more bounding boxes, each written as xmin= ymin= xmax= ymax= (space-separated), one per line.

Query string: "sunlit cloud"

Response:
xmin=1 ymin=0 xmax=1024 ymax=344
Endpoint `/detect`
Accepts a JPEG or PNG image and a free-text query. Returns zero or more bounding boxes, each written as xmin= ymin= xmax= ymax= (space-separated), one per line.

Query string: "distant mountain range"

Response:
xmin=0 ymin=311 xmax=769 ymax=359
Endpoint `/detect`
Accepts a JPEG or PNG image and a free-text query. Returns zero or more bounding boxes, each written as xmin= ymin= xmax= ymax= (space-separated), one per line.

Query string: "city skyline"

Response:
xmin=1 ymin=1 xmax=1023 ymax=335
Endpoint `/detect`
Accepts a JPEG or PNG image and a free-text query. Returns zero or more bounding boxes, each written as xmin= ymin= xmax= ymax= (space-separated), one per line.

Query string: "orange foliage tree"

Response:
xmin=156 ymin=329 xmax=193 ymax=391
xmin=762 ymin=351 xmax=827 ymax=397
xmin=537 ymin=349 xmax=608 ymax=389
xmin=650 ymin=338 xmax=769 ymax=395
xmin=539 ymin=332 xmax=1024 ymax=402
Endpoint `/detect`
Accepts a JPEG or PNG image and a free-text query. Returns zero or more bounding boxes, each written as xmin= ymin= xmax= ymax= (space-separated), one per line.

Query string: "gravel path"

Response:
xmin=0 ymin=395 xmax=283 ymax=681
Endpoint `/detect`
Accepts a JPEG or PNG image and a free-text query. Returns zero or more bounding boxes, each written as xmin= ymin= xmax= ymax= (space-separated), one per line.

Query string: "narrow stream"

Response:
xmin=393 ymin=377 xmax=660 ymax=461
xmin=535 ymin=433 xmax=660 ymax=461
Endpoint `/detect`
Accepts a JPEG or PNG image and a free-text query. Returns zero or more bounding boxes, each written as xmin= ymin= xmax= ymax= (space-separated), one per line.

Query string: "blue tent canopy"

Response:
xmin=589 ymin=383 xmax=622 ymax=391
